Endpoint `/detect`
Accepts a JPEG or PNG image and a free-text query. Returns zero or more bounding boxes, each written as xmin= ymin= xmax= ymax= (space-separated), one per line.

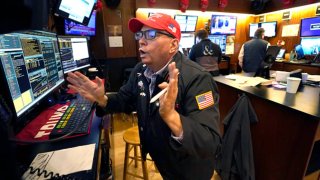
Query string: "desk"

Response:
xmin=16 ymin=113 xmax=104 ymax=179
xmin=213 ymin=76 xmax=320 ymax=180
xmin=272 ymin=61 xmax=320 ymax=75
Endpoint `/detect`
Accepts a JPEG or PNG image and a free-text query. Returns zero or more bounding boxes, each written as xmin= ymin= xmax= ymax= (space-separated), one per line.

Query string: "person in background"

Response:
xmin=66 ymin=13 xmax=221 ymax=179
xmin=238 ymin=27 xmax=270 ymax=76
xmin=189 ymin=29 xmax=222 ymax=76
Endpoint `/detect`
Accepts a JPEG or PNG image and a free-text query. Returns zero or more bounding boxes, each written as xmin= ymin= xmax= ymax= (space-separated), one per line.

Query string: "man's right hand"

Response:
xmin=67 ymin=71 xmax=107 ymax=107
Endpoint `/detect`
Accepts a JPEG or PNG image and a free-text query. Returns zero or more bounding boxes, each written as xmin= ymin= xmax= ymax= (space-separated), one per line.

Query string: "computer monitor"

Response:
xmin=174 ymin=15 xmax=198 ymax=33
xmin=208 ymin=35 xmax=227 ymax=54
xmin=255 ymin=45 xmax=281 ymax=79
xmin=57 ymin=36 xmax=91 ymax=74
xmin=300 ymin=16 xmax=320 ymax=37
xmin=210 ymin=15 xmax=237 ymax=35
xmin=54 ymin=0 xmax=96 ymax=26
xmin=64 ymin=10 xmax=97 ymax=36
xmin=300 ymin=37 xmax=320 ymax=56
xmin=276 ymin=49 xmax=286 ymax=59
xmin=179 ymin=33 xmax=195 ymax=55
xmin=0 ymin=31 xmax=64 ymax=129
xmin=249 ymin=21 xmax=277 ymax=38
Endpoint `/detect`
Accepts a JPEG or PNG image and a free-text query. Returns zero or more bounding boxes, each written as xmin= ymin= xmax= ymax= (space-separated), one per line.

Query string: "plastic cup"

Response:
xmin=301 ymin=73 xmax=308 ymax=83
xmin=286 ymin=77 xmax=301 ymax=93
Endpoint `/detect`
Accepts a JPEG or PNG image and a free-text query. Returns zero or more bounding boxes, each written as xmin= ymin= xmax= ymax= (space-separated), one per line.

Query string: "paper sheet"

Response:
xmin=22 ymin=144 xmax=95 ymax=180
xmin=225 ymin=75 xmax=270 ymax=87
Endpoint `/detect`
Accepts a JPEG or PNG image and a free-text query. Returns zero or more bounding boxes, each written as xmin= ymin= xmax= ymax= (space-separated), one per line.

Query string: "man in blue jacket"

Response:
xmin=67 ymin=13 xmax=221 ymax=179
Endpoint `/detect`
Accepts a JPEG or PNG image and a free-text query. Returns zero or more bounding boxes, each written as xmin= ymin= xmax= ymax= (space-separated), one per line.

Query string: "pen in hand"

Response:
xmin=150 ymin=87 xmax=168 ymax=103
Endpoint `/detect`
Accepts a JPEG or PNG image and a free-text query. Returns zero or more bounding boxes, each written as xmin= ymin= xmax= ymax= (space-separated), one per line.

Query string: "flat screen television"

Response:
xmin=65 ymin=10 xmax=96 ymax=36
xmin=300 ymin=16 xmax=320 ymax=37
xmin=249 ymin=21 xmax=277 ymax=38
xmin=208 ymin=35 xmax=227 ymax=54
xmin=300 ymin=37 xmax=320 ymax=55
xmin=0 ymin=31 xmax=64 ymax=130
xmin=210 ymin=15 xmax=237 ymax=35
xmin=57 ymin=36 xmax=91 ymax=74
xmin=55 ymin=0 xmax=96 ymax=25
xmin=174 ymin=15 xmax=198 ymax=32
xmin=179 ymin=33 xmax=195 ymax=55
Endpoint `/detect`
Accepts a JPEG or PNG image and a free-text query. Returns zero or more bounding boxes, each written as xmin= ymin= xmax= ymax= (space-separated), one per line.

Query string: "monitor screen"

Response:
xmin=179 ymin=33 xmax=195 ymax=56
xmin=249 ymin=21 xmax=277 ymax=37
xmin=208 ymin=35 xmax=227 ymax=54
xmin=249 ymin=23 xmax=259 ymax=38
xmin=58 ymin=36 xmax=90 ymax=74
xmin=54 ymin=0 xmax=96 ymax=25
xmin=276 ymin=49 xmax=286 ymax=59
xmin=210 ymin=15 xmax=237 ymax=35
xmin=179 ymin=33 xmax=195 ymax=48
xmin=261 ymin=21 xmax=277 ymax=37
xmin=64 ymin=10 xmax=96 ymax=36
xmin=300 ymin=16 xmax=320 ymax=37
xmin=0 ymin=31 xmax=64 ymax=120
xmin=174 ymin=15 xmax=198 ymax=32
xmin=300 ymin=37 xmax=320 ymax=55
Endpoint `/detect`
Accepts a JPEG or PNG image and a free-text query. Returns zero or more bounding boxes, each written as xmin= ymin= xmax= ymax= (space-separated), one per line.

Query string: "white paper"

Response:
xmin=108 ymin=36 xmax=123 ymax=47
xmin=282 ymin=24 xmax=300 ymax=37
xmin=22 ymin=144 xmax=95 ymax=180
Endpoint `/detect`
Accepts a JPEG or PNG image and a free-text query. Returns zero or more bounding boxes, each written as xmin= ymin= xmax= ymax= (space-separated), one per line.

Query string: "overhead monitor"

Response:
xmin=210 ymin=15 xmax=237 ymax=35
xmin=0 ymin=31 xmax=64 ymax=127
xmin=208 ymin=35 xmax=227 ymax=54
xmin=300 ymin=16 xmax=320 ymax=37
xmin=300 ymin=37 xmax=320 ymax=55
xmin=249 ymin=21 xmax=277 ymax=38
xmin=57 ymin=36 xmax=91 ymax=74
xmin=54 ymin=0 xmax=96 ymax=25
xmin=64 ymin=10 xmax=97 ymax=36
xmin=174 ymin=15 xmax=198 ymax=32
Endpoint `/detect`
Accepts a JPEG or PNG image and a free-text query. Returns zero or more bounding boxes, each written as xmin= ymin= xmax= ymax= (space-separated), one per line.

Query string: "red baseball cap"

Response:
xmin=128 ymin=13 xmax=181 ymax=41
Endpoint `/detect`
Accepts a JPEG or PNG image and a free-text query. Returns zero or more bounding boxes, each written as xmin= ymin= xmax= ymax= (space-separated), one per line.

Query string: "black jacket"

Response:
xmin=216 ymin=94 xmax=258 ymax=180
xmin=97 ymin=52 xmax=221 ymax=179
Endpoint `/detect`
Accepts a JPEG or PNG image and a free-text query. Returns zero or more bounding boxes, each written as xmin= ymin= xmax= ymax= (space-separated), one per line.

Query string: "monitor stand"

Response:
xmin=255 ymin=66 xmax=270 ymax=79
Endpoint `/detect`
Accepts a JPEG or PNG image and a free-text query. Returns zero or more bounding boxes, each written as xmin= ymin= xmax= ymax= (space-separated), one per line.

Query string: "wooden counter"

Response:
xmin=213 ymin=76 xmax=320 ymax=180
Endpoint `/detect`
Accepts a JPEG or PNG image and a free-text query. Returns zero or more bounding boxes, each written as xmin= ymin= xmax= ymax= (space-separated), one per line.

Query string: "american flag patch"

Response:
xmin=195 ymin=91 xmax=214 ymax=110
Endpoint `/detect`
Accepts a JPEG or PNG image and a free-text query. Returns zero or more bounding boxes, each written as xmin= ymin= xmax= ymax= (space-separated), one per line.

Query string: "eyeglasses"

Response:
xmin=135 ymin=29 xmax=175 ymax=40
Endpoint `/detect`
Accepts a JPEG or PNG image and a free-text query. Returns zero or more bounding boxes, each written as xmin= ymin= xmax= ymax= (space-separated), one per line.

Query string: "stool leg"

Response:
xmin=140 ymin=151 xmax=149 ymax=180
xmin=123 ymin=143 xmax=130 ymax=180
xmin=134 ymin=145 xmax=138 ymax=168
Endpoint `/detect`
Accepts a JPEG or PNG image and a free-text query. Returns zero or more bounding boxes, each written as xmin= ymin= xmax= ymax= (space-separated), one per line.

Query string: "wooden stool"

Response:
xmin=123 ymin=126 xmax=148 ymax=180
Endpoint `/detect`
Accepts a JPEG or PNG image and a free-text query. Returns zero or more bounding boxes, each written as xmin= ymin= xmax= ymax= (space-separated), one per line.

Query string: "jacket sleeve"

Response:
xmin=169 ymin=71 xmax=221 ymax=158
xmin=96 ymin=64 xmax=140 ymax=115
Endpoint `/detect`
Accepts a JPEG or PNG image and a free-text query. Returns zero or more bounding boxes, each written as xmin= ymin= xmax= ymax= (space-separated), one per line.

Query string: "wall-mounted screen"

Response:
xmin=57 ymin=36 xmax=91 ymax=74
xmin=210 ymin=15 xmax=237 ymax=35
xmin=55 ymin=0 xmax=96 ymax=25
xmin=300 ymin=37 xmax=320 ymax=55
xmin=208 ymin=35 xmax=227 ymax=54
xmin=249 ymin=21 xmax=277 ymax=38
xmin=0 ymin=31 xmax=64 ymax=122
xmin=64 ymin=10 xmax=96 ymax=36
xmin=174 ymin=15 xmax=198 ymax=32
xmin=300 ymin=16 xmax=320 ymax=37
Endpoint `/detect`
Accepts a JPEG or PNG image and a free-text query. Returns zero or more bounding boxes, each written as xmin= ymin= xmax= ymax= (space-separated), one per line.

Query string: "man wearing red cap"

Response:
xmin=66 ymin=13 xmax=221 ymax=179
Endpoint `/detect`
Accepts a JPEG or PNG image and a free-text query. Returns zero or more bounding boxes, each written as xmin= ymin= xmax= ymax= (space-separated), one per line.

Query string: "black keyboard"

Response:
xmin=49 ymin=96 xmax=94 ymax=139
